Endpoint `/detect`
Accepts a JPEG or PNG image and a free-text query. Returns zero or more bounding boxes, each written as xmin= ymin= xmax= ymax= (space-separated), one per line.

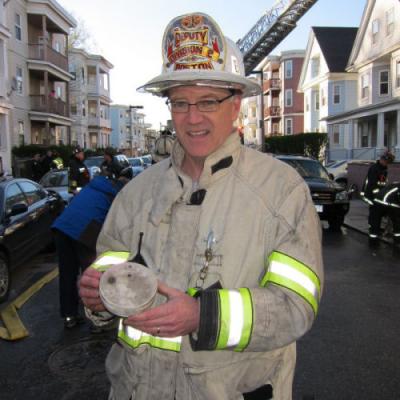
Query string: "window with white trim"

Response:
xmin=333 ymin=124 xmax=340 ymax=145
xmin=379 ymin=70 xmax=389 ymax=96
xmin=16 ymin=66 xmax=23 ymax=94
xmin=314 ymin=91 xmax=320 ymax=111
xmin=372 ymin=19 xmax=379 ymax=44
xmin=386 ymin=8 xmax=394 ymax=36
xmin=333 ymin=84 xmax=341 ymax=104
xmin=285 ymin=60 xmax=293 ymax=79
xmin=396 ymin=61 xmax=400 ymax=88
xmin=18 ymin=121 xmax=24 ymax=145
xmin=311 ymin=57 xmax=320 ymax=78
xmin=361 ymin=73 xmax=369 ymax=98
xmin=321 ymin=88 xmax=326 ymax=106
xmin=285 ymin=89 xmax=293 ymax=107
xmin=285 ymin=118 xmax=293 ymax=135
xmin=272 ymin=123 xmax=279 ymax=135
xmin=15 ymin=14 xmax=22 ymax=41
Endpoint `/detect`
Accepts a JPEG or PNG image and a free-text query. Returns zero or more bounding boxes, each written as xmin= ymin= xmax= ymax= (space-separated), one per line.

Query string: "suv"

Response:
xmin=276 ymin=155 xmax=350 ymax=230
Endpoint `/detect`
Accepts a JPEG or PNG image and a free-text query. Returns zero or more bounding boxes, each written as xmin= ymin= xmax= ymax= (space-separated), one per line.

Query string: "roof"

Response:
xmin=312 ymin=27 xmax=358 ymax=72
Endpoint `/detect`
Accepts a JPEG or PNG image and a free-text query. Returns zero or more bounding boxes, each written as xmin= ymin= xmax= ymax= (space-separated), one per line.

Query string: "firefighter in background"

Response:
xmin=68 ymin=146 xmax=90 ymax=195
xmin=361 ymin=152 xmax=394 ymax=244
xmin=51 ymin=150 xmax=64 ymax=170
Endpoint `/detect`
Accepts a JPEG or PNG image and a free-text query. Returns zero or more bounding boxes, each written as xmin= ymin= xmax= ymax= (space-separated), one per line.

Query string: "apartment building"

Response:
xmin=6 ymin=0 xmax=76 ymax=155
xmin=0 ymin=0 xmax=12 ymax=173
xmin=110 ymin=105 xmax=151 ymax=156
xmin=325 ymin=0 xmax=400 ymax=161
xmin=69 ymin=48 xmax=113 ymax=148
xmin=298 ymin=27 xmax=358 ymax=138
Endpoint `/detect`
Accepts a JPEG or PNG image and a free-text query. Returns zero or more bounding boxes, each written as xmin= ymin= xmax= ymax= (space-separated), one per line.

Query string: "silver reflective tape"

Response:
xmin=226 ymin=290 xmax=243 ymax=347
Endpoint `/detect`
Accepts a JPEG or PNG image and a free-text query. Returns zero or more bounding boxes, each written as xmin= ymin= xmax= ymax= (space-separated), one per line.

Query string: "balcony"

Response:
xmin=88 ymin=116 xmax=111 ymax=129
xmin=263 ymin=79 xmax=281 ymax=92
xmin=264 ymin=106 xmax=281 ymax=118
xmin=30 ymin=95 xmax=67 ymax=117
xmin=28 ymin=44 xmax=68 ymax=71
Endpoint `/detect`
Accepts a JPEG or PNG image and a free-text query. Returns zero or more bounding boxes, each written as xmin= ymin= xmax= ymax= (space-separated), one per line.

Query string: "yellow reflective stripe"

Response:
xmin=118 ymin=321 xmax=181 ymax=352
xmin=234 ymin=288 xmax=253 ymax=352
xmin=216 ymin=289 xmax=230 ymax=349
xmin=91 ymin=251 xmax=130 ymax=272
xmin=187 ymin=287 xmax=198 ymax=297
xmin=261 ymin=251 xmax=321 ymax=315
xmin=216 ymin=289 xmax=254 ymax=350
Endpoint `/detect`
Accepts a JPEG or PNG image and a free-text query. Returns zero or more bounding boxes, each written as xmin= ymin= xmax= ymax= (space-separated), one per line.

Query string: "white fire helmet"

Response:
xmin=137 ymin=12 xmax=261 ymax=98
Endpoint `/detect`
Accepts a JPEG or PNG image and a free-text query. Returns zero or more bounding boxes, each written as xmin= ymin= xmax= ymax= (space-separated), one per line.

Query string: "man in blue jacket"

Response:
xmin=53 ymin=169 xmax=132 ymax=328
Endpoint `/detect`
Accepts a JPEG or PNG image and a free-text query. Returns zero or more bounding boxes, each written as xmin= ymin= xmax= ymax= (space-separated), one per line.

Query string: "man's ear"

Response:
xmin=231 ymin=94 xmax=242 ymax=121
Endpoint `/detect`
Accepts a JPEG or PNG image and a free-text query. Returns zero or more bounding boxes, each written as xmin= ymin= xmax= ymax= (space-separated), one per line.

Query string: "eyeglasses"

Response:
xmin=166 ymin=93 xmax=234 ymax=113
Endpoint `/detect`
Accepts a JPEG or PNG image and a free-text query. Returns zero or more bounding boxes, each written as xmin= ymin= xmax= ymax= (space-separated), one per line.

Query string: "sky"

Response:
xmin=57 ymin=0 xmax=366 ymax=130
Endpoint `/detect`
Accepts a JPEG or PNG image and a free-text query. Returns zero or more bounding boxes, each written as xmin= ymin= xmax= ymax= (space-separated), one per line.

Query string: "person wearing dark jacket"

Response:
xmin=31 ymin=153 xmax=44 ymax=182
xmin=68 ymin=146 xmax=90 ymax=194
xmin=361 ymin=153 xmax=392 ymax=244
xmin=53 ymin=171 xmax=131 ymax=328
xmin=100 ymin=147 xmax=123 ymax=178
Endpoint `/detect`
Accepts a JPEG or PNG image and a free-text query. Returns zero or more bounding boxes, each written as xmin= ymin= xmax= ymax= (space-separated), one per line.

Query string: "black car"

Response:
xmin=276 ymin=155 xmax=350 ymax=230
xmin=0 ymin=177 xmax=65 ymax=302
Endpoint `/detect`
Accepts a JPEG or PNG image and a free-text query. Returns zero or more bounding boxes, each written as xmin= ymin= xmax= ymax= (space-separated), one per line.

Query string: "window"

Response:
xmin=5 ymin=183 xmax=26 ymax=214
xmin=321 ymin=88 xmax=326 ymax=106
xmin=397 ymin=61 xmax=400 ymax=88
xmin=379 ymin=70 xmax=389 ymax=95
xmin=81 ymin=67 xmax=85 ymax=83
xmin=311 ymin=57 xmax=320 ymax=78
xmin=333 ymin=125 xmax=340 ymax=145
xmin=305 ymin=96 xmax=309 ymax=112
xmin=272 ymin=123 xmax=279 ymax=135
xmin=285 ymin=89 xmax=293 ymax=107
xmin=361 ymin=74 xmax=369 ymax=98
xmin=15 ymin=14 xmax=22 ymax=41
xmin=19 ymin=181 xmax=45 ymax=205
xmin=285 ymin=118 xmax=293 ymax=135
xmin=16 ymin=66 xmax=23 ymax=94
xmin=314 ymin=91 xmax=320 ymax=111
xmin=81 ymin=100 xmax=86 ymax=117
xmin=285 ymin=60 xmax=293 ymax=79
xmin=372 ymin=19 xmax=379 ymax=44
xmin=18 ymin=121 xmax=24 ymax=145
xmin=70 ymin=103 xmax=77 ymax=115
xmin=333 ymin=84 xmax=341 ymax=104
xmin=386 ymin=8 xmax=394 ymax=36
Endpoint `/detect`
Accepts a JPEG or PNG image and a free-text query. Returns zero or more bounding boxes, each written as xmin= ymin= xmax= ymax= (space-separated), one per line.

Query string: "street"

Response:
xmin=0 ymin=227 xmax=399 ymax=400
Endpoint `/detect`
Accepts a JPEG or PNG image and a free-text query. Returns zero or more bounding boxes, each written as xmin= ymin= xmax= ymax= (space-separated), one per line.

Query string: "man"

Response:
xmin=41 ymin=149 xmax=54 ymax=174
xmin=79 ymin=12 xmax=323 ymax=400
xmin=68 ymin=146 xmax=90 ymax=194
xmin=53 ymin=168 xmax=132 ymax=328
xmin=51 ymin=150 xmax=64 ymax=170
xmin=31 ymin=153 xmax=43 ymax=182
xmin=360 ymin=152 xmax=393 ymax=244
xmin=101 ymin=147 xmax=123 ymax=178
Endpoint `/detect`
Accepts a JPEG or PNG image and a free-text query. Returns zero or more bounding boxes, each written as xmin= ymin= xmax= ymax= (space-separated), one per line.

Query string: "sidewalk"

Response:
xmin=344 ymin=199 xmax=393 ymax=244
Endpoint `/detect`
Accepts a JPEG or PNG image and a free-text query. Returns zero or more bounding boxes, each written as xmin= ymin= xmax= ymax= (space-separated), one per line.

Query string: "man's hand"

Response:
xmin=124 ymin=281 xmax=200 ymax=337
xmin=79 ymin=267 xmax=106 ymax=312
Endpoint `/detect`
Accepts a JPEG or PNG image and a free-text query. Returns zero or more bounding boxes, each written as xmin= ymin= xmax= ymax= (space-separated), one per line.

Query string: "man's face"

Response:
xmin=76 ymin=151 xmax=84 ymax=161
xmin=168 ymin=86 xmax=241 ymax=161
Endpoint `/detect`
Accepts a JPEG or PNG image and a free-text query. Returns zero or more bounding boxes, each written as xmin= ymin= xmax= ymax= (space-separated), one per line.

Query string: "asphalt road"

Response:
xmin=0 ymin=227 xmax=399 ymax=400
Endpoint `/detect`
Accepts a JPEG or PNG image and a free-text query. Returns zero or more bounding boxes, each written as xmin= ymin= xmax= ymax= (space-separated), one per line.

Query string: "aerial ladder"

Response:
xmin=238 ymin=0 xmax=319 ymax=75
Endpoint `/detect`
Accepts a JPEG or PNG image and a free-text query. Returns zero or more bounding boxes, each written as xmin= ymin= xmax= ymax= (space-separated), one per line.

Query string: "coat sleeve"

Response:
xmin=190 ymin=181 xmax=323 ymax=353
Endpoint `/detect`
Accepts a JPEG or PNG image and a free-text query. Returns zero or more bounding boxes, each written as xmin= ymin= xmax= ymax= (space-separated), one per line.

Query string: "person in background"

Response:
xmin=79 ymin=12 xmax=323 ymax=400
xmin=53 ymin=168 xmax=133 ymax=329
xmin=68 ymin=146 xmax=90 ymax=195
xmin=41 ymin=149 xmax=54 ymax=174
xmin=101 ymin=147 xmax=123 ymax=178
xmin=51 ymin=150 xmax=64 ymax=170
xmin=31 ymin=153 xmax=43 ymax=182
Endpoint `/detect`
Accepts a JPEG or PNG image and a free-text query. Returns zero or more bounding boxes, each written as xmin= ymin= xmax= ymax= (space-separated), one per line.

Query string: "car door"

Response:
xmin=16 ymin=180 xmax=56 ymax=250
xmin=2 ymin=182 xmax=36 ymax=265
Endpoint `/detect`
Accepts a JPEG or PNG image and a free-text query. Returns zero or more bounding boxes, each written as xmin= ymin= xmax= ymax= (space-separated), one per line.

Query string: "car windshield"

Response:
xmin=282 ymin=159 xmax=330 ymax=179
xmin=85 ymin=157 xmax=103 ymax=168
xmin=40 ymin=171 xmax=68 ymax=187
xmin=129 ymin=158 xmax=142 ymax=167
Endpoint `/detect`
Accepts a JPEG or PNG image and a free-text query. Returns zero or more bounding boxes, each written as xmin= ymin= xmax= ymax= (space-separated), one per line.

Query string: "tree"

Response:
xmin=68 ymin=16 xmax=98 ymax=52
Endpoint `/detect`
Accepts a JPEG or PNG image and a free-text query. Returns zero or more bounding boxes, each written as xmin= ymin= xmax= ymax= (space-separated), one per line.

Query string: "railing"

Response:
xmin=263 ymin=78 xmax=281 ymax=91
xmin=264 ymin=106 xmax=281 ymax=117
xmin=28 ymin=44 xmax=68 ymax=71
xmin=88 ymin=116 xmax=111 ymax=129
xmin=30 ymin=95 xmax=67 ymax=117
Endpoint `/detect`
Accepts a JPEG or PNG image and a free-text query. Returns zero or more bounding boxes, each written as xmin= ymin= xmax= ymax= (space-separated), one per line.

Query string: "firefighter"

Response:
xmin=68 ymin=146 xmax=90 ymax=195
xmin=79 ymin=12 xmax=323 ymax=400
xmin=51 ymin=150 xmax=64 ymax=170
xmin=361 ymin=152 xmax=393 ymax=245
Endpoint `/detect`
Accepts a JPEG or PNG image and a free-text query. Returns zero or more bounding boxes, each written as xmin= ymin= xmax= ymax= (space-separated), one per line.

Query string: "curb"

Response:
xmin=343 ymin=222 xmax=393 ymax=245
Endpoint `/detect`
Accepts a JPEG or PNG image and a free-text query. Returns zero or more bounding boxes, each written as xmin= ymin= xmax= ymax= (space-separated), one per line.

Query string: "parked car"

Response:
xmin=276 ymin=155 xmax=350 ymax=231
xmin=84 ymin=156 xmax=102 ymax=179
xmin=127 ymin=157 xmax=145 ymax=177
xmin=140 ymin=154 xmax=153 ymax=168
xmin=0 ymin=177 xmax=65 ymax=302
xmin=326 ymin=160 xmax=348 ymax=187
xmin=39 ymin=168 xmax=73 ymax=205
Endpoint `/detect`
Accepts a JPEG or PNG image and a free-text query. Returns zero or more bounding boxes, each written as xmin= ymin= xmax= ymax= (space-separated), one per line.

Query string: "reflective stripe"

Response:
xmin=118 ymin=320 xmax=182 ymax=352
xmin=216 ymin=289 xmax=253 ymax=351
xmin=372 ymin=188 xmax=380 ymax=194
xmin=393 ymin=233 xmax=400 ymax=237
xmin=187 ymin=287 xmax=198 ymax=297
xmin=261 ymin=251 xmax=321 ymax=315
xmin=91 ymin=251 xmax=130 ymax=271
xmin=369 ymin=234 xmax=378 ymax=238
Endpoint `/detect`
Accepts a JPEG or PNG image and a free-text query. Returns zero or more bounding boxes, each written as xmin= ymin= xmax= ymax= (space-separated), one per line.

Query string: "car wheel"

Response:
xmin=0 ymin=254 xmax=10 ymax=303
xmin=328 ymin=215 xmax=345 ymax=232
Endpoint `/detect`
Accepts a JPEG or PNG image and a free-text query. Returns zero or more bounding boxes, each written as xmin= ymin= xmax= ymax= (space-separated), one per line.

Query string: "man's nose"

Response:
xmin=186 ymin=104 xmax=204 ymax=123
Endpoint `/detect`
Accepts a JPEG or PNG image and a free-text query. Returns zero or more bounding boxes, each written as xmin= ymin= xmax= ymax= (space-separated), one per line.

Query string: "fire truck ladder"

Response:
xmin=238 ymin=0 xmax=318 ymax=74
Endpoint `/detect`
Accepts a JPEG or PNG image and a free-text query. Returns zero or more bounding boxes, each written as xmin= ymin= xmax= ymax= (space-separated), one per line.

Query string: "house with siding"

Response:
xmin=325 ymin=0 xmax=400 ymax=161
